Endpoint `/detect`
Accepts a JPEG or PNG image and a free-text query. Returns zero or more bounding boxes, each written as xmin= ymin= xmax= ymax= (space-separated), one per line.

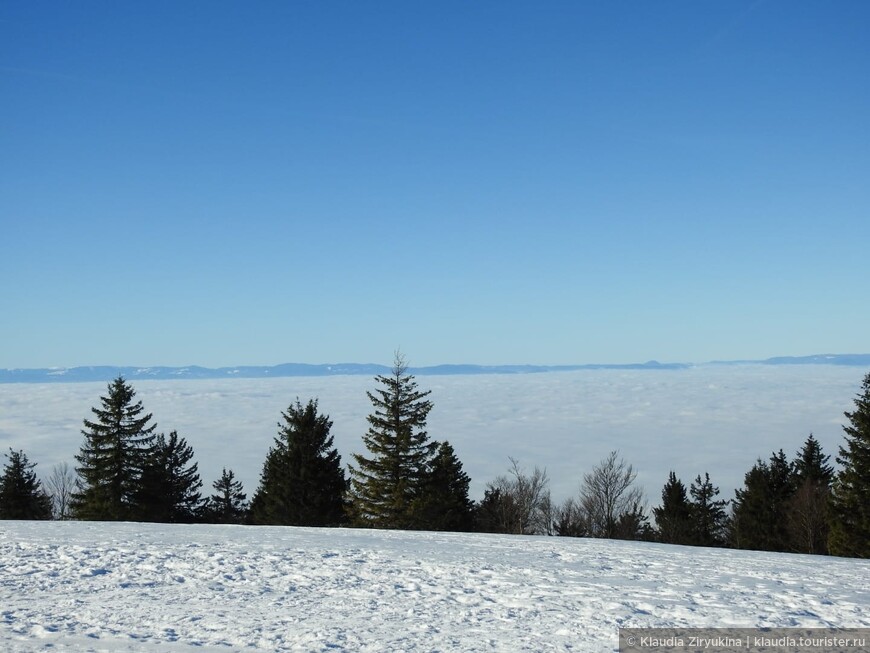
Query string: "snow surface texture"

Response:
xmin=2 ymin=522 xmax=868 ymax=652
xmin=0 ymin=365 xmax=861 ymax=502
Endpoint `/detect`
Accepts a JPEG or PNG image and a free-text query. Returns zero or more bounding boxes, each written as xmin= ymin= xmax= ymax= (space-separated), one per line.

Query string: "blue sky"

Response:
xmin=2 ymin=2 xmax=868 ymax=368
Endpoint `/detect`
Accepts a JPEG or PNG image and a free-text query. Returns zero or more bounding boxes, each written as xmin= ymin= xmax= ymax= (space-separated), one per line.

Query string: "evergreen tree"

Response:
xmin=474 ymin=487 xmax=518 ymax=534
xmin=206 ymin=468 xmax=248 ymax=524
xmin=349 ymin=353 xmax=436 ymax=529
xmin=413 ymin=441 xmax=475 ymax=531
xmin=793 ymin=433 xmax=834 ymax=484
xmin=653 ymin=472 xmax=693 ymax=545
xmin=829 ymin=373 xmax=870 ymax=558
xmin=731 ymin=450 xmax=794 ymax=551
xmin=731 ymin=460 xmax=771 ymax=549
xmin=552 ymin=497 xmax=586 ymax=537
xmin=135 ymin=431 xmax=203 ymax=523
xmin=614 ymin=503 xmax=654 ymax=541
xmin=252 ymin=398 xmax=347 ymax=526
xmin=0 ymin=449 xmax=52 ymax=520
xmin=788 ymin=434 xmax=833 ymax=554
xmin=71 ymin=377 xmax=157 ymax=520
xmin=689 ymin=472 xmax=728 ymax=547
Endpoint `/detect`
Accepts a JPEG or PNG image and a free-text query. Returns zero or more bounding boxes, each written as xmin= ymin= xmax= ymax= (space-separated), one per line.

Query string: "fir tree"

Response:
xmin=731 ymin=450 xmax=794 ymax=551
xmin=614 ymin=503 xmax=653 ymax=541
xmin=474 ymin=487 xmax=515 ymax=534
xmin=689 ymin=472 xmax=728 ymax=547
xmin=349 ymin=353 xmax=436 ymax=529
xmin=206 ymin=468 xmax=248 ymax=524
xmin=788 ymin=434 xmax=833 ymax=554
xmin=135 ymin=431 xmax=203 ymax=523
xmin=71 ymin=377 xmax=157 ymax=520
xmin=252 ymin=398 xmax=347 ymax=526
xmin=413 ymin=441 xmax=475 ymax=531
xmin=0 ymin=449 xmax=52 ymax=520
xmin=552 ymin=497 xmax=586 ymax=537
xmin=653 ymin=472 xmax=693 ymax=545
xmin=829 ymin=372 xmax=870 ymax=558
xmin=793 ymin=433 xmax=834 ymax=485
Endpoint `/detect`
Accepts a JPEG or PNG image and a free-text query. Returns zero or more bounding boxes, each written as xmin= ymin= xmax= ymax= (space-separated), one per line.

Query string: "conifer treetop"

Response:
xmin=350 ymin=352 xmax=437 ymax=529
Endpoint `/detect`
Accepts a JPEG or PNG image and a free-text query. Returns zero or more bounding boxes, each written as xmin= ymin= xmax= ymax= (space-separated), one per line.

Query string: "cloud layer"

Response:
xmin=0 ymin=365 xmax=862 ymax=506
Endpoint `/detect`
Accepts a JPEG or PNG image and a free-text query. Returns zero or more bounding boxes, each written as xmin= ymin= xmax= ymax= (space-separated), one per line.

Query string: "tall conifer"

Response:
xmin=252 ymin=398 xmax=347 ymax=526
xmin=788 ymin=434 xmax=833 ymax=554
xmin=414 ymin=441 xmax=475 ymax=531
xmin=829 ymin=373 xmax=870 ymax=558
xmin=206 ymin=468 xmax=248 ymax=524
xmin=71 ymin=377 xmax=156 ymax=520
xmin=689 ymin=472 xmax=728 ymax=547
xmin=349 ymin=353 xmax=436 ymax=529
xmin=135 ymin=431 xmax=203 ymax=523
xmin=731 ymin=450 xmax=794 ymax=551
xmin=0 ymin=449 xmax=52 ymax=520
xmin=653 ymin=472 xmax=693 ymax=544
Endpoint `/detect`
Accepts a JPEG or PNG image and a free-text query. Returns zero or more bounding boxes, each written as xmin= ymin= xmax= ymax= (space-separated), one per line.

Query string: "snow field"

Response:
xmin=1 ymin=521 xmax=868 ymax=652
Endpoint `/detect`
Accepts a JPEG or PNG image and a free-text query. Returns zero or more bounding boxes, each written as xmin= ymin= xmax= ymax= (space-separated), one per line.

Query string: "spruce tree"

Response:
xmin=788 ymin=434 xmax=833 ymax=554
xmin=252 ymin=398 xmax=347 ymax=526
xmin=206 ymin=468 xmax=248 ymax=524
xmin=552 ymin=498 xmax=586 ymax=537
xmin=71 ymin=377 xmax=157 ymax=520
xmin=689 ymin=472 xmax=728 ymax=547
xmin=653 ymin=472 xmax=693 ymax=545
xmin=474 ymin=487 xmax=517 ymax=534
xmin=413 ymin=441 xmax=475 ymax=531
xmin=614 ymin=504 xmax=653 ymax=541
xmin=0 ymin=449 xmax=52 ymax=520
xmin=135 ymin=431 xmax=203 ymax=523
xmin=349 ymin=353 xmax=436 ymax=529
xmin=793 ymin=433 xmax=834 ymax=484
xmin=731 ymin=460 xmax=772 ymax=549
xmin=731 ymin=450 xmax=794 ymax=551
xmin=829 ymin=373 xmax=870 ymax=558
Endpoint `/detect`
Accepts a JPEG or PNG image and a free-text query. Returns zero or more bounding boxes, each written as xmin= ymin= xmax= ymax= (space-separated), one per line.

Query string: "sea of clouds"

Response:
xmin=0 ymin=365 xmax=863 ymax=507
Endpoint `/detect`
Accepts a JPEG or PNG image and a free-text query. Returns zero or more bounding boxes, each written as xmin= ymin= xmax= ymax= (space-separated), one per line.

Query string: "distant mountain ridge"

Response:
xmin=1 ymin=354 xmax=868 ymax=383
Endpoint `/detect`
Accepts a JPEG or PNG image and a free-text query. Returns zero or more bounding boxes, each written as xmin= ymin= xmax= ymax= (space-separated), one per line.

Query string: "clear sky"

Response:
xmin=2 ymin=2 xmax=868 ymax=368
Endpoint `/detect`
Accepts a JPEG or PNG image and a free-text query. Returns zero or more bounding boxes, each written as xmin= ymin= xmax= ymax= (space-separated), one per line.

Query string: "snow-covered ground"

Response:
xmin=2 ymin=521 xmax=868 ymax=652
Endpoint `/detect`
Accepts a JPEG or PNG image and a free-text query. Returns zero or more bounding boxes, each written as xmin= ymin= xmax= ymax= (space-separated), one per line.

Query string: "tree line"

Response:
xmin=2 ymin=357 xmax=869 ymax=558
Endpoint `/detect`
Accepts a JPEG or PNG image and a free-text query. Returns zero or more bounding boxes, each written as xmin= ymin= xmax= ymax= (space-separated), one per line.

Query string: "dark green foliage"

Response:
xmin=730 ymin=461 xmax=771 ymax=549
xmin=349 ymin=354 xmax=436 ymax=529
xmin=731 ymin=450 xmax=795 ymax=551
xmin=788 ymin=434 xmax=833 ymax=554
xmin=413 ymin=441 xmax=475 ymax=531
xmin=689 ymin=472 xmax=728 ymax=547
xmin=135 ymin=431 xmax=203 ymax=523
xmin=474 ymin=487 xmax=517 ymax=534
xmin=206 ymin=468 xmax=248 ymax=524
xmin=552 ymin=498 xmax=586 ymax=537
xmin=71 ymin=377 xmax=157 ymax=521
xmin=793 ymin=434 xmax=834 ymax=485
xmin=829 ymin=373 xmax=870 ymax=558
xmin=614 ymin=504 xmax=654 ymax=541
xmin=252 ymin=398 xmax=347 ymax=526
xmin=653 ymin=472 xmax=694 ymax=545
xmin=0 ymin=449 xmax=52 ymax=520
